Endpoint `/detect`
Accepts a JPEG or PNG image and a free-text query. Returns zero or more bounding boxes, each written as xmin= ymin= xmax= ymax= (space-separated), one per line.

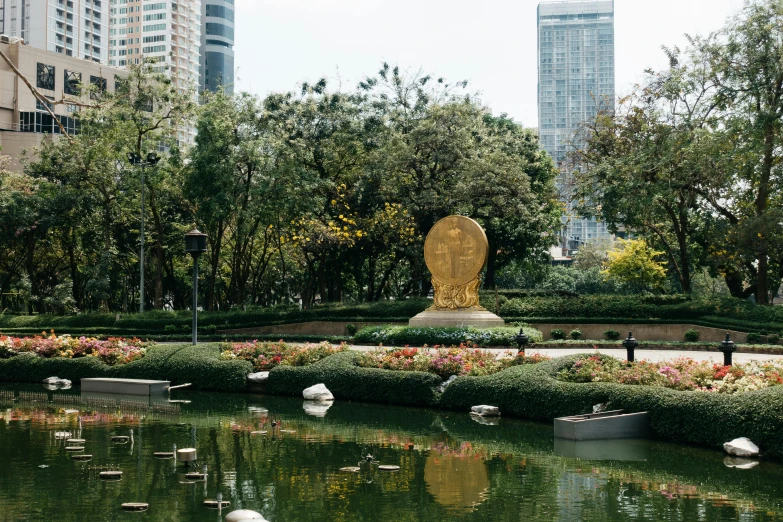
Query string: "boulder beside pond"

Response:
xmin=723 ymin=437 xmax=760 ymax=458
xmin=470 ymin=405 xmax=500 ymax=417
xmin=303 ymin=383 xmax=334 ymax=402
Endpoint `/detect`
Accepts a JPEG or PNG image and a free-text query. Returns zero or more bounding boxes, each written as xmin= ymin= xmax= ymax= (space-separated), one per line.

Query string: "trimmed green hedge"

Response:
xmin=0 ymin=344 xmax=252 ymax=392
xmin=265 ymin=351 xmax=442 ymax=407
xmin=439 ymin=354 xmax=783 ymax=459
xmin=352 ymin=325 xmax=543 ymax=347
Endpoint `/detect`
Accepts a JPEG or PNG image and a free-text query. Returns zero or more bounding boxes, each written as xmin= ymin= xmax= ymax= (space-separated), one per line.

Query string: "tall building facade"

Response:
xmin=0 ymin=0 xmax=109 ymax=64
xmin=537 ymin=0 xmax=615 ymax=253
xmin=108 ymin=0 xmax=201 ymax=92
xmin=199 ymin=0 xmax=233 ymax=93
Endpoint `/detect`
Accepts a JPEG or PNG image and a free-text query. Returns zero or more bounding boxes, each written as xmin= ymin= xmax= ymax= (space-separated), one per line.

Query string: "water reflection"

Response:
xmin=0 ymin=386 xmax=782 ymax=521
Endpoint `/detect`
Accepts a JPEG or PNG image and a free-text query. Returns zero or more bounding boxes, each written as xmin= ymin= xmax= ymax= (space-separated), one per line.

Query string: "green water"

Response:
xmin=1 ymin=386 xmax=783 ymax=522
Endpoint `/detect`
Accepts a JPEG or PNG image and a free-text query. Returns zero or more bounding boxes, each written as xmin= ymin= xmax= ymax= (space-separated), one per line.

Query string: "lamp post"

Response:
xmin=720 ymin=332 xmax=736 ymax=366
xmin=185 ymin=228 xmax=207 ymax=345
xmin=128 ymin=152 xmax=160 ymax=313
xmin=622 ymin=331 xmax=638 ymax=363
xmin=515 ymin=328 xmax=529 ymax=356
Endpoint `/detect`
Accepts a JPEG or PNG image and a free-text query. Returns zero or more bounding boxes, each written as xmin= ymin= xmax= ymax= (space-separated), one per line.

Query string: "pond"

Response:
xmin=1 ymin=385 xmax=783 ymax=522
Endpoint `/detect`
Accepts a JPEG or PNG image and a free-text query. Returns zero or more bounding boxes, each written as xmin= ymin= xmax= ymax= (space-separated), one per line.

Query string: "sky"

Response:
xmin=233 ymin=0 xmax=746 ymax=127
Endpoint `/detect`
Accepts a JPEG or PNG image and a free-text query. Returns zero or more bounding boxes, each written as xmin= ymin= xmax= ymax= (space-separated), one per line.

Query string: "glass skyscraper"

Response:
xmin=537 ymin=0 xmax=615 ymax=253
xmin=199 ymin=0 xmax=234 ymax=93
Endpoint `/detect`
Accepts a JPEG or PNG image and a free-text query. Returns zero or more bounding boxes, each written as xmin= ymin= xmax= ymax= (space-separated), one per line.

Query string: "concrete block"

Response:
xmin=81 ymin=378 xmax=170 ymax=396
xmin=554 ymin=410 xmax=652 ymax=441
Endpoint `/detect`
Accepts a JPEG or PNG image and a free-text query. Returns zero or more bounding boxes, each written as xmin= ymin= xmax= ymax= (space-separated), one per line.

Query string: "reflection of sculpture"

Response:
xmin=424 ymin=216 xmax=488 ymax=310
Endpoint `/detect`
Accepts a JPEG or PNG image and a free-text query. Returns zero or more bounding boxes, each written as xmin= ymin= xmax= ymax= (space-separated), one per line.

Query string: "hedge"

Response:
xmin=262 ymin=351 xmax=783 ymax=458
xmin=438 ymin=354 xmax=783 ymax=459
xmin=265 ymin=351 xmax=442 ymax=407
xmin=0 ymin=344 xmax=252 ymax=392
xmin=352 ymin=325 xmax=543 ymax=347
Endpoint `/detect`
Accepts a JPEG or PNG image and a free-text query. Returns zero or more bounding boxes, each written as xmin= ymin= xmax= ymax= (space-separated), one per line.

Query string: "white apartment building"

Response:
xmin=108 ymin=0 xmax=200 ymax=90
xmin=0 ymin=0 xmax=109 ymax=63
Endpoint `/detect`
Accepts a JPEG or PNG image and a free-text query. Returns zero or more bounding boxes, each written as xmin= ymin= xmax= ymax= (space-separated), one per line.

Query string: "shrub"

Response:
xmin=746 ymin=332 xmax=762 ymax=344
xmin=218 ymin=340 xmax=346 ymax=371
xmin=356 ymin=346 xmax=549 ymax=377
xmin=0 ymin=334 xmax=150 ymax=365
xmin=550 ymin=329 xmax=565 ymax=340
xmin=345 ymin=324 xmax=358 ymax=336
xmin=266 ymin=351 xmax=442 ymax=407
xmin=768 ymin=333 xmax=780 ymax=345
xmin=569 ymin=329 xmax=582 ymax=340
xmin=353 ymin=325 xmax=542 ymax=347
xmin=684 ymin=329 xmax=700 ymax=342
xmin=604 ymin=329 xmax=621 ymax=340
xmin=0 ymin=344 xmax=252 ymax=392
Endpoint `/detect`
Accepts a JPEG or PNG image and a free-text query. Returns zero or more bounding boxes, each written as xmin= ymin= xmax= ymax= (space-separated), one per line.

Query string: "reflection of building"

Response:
xmin=424 ymin=453 xmax=489 ymax=514
xmin=0 ymin=0 xmax=109 ymax=64
xmin=199 ymin=0 xmax=234 ymax=93
xmin=0 ymin=39 xmax=124 ymax=171
xmin=537 ymin=0 xmax=615 ymax=253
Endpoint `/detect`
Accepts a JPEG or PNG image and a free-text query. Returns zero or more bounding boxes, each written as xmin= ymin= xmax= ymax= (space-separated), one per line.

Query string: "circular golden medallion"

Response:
xmin=424 ymin=216 xmax=488 ymax=287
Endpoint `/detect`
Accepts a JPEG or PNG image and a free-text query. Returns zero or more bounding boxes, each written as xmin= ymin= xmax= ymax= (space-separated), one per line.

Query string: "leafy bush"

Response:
xmin=0 ymin=344 xmax=252 ymax=392
xmin=768 ymin=334 xmax=780 ymax=345
xmin=356 ymin=346 xmax=549 ymax=377
xmin=218 ymin=340 xmax=346 ymax=371
xmin=0 ymin=334 xmax=150 ymax=365
xmin=747 ymin=332 xmax=762 ymax=344
xmin=550 ymin=329 xmax=565 ymax=340
xmin=684 ymin=329 xmax=700 ymax=342
xmin=569 ymin=329 xmax=582 ymax=340
xmin=345 ymin=324 xmax=358 ymax=336
xmin=353 ymin=325 xmax=542 ymax=347
xmin=266 ymin=351 xmax=442 ymax=407
xmin=604 ymin=329 xmax=621 ymax=340
xmin=438 ymin=354 xmax=783 ymax=459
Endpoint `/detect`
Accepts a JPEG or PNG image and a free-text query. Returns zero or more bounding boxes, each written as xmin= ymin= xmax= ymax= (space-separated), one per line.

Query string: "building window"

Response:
xmin=64 ymin=70 xmax=82 ymax=95
xmin=36 ymin=63 xmax=55 ymax=90
xmin=90 ymin=75 xmax=107 ymax=99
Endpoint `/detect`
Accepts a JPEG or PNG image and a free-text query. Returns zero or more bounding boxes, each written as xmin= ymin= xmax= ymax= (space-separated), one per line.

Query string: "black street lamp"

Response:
xmin=720 ymin=332 xmax=736 ymax=366
xmin=128 ymin=152 xmax=160 ymax=313
xmin=622 ymin=331 xmax=638 ymax=363
xmin=185 ymin=228 xmax=207 ymax=346
xmin=515 ymin=328 xmax=529 ymax=356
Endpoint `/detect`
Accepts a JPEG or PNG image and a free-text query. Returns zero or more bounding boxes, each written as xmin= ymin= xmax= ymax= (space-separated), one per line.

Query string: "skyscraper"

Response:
xmin=537 ymin=0 xmax=615 ymax=253
xmin=0 ymin=0 xmax=109 ymax=64
xmin=199 ymin=0 xmax=234 ymax=93
xmin=108 ymin=0 xmax=201 ymax=91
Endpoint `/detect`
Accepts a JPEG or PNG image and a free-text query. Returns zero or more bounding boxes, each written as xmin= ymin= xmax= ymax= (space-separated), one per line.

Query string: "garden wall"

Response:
xmin=531 ymin=323 xmax=749 ymax=342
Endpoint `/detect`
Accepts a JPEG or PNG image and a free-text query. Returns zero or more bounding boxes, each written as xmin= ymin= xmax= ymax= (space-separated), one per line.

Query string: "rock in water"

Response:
xmin=225 ymin=510 xmax=266 ymax=521
xmin=302 ymin=383 xmax=334 ymax=402
xmin=42 ymin=377 xmax=72 ymax=387
xmin=723 ymin=437 xmax=760 ymax=458
xmin=247 ymin=372 xmax=270 ymax=384
xmin=470 ymin=405 xmax=500 ymax=417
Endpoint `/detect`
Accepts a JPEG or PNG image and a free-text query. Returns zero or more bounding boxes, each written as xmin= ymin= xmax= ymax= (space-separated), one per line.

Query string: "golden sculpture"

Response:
xmin=424 ymin=216 xmax=488 ymax=310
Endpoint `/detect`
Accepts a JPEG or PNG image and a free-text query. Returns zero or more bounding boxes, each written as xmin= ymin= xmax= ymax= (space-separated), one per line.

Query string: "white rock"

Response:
xmin=303 ymin=400 xmax=332 ymax=417
xmin=470 ymin=405 xmax=500 ymax=417
xmin=437 ymin=375 xmax=458 ymax=393
xmin=302 ymin=383 xmax=334 ymax=402
xmin=247 ymin=372 xmax=269 ymax=384
xmin=42 ymin=377 xmax=72 ymax=387
xmin=723 ymin=437 xmax=760 ymax=458
xmin=225 ymin=509 xmax=267 ymax=521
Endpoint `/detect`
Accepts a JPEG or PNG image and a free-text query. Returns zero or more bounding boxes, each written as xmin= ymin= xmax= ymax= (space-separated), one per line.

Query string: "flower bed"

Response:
xmin=556 ymin=354 xmax=783 ymax=394
xmin=219 ymin=340 xmax=347 ymax=371
xmin=356 ymin=346 xmax=550 ymax=378
xmin=353 ymin=325 xmax=543 ymax=347
xmin=0 ymin=333 xmax=150 ymax=366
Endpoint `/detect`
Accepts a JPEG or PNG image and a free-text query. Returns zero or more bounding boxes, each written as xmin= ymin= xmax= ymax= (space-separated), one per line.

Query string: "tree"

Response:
xmin=602 ymin=239 xmax=667 ymax=291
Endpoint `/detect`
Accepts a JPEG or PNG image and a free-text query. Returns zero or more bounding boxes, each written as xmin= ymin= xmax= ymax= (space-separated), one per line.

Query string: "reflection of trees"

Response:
xmin=0 ymin=391 xmax=782 ymax=521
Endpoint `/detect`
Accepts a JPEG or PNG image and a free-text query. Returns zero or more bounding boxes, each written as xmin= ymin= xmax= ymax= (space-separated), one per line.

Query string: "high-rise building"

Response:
xmin=537 ymin=0 xmax=615 ymax=253
xmin=108 ymin=0 xmax=201 ymax=91
xmin=199 ymin=0 xmax=233 ymax=93
xmin=0 ymin=0 xmax=109 ymax=64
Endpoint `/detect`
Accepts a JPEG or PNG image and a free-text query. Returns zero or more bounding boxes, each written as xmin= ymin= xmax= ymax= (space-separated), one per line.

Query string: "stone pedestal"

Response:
xmin=408 ymin=310 xmax=505 ymax=328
